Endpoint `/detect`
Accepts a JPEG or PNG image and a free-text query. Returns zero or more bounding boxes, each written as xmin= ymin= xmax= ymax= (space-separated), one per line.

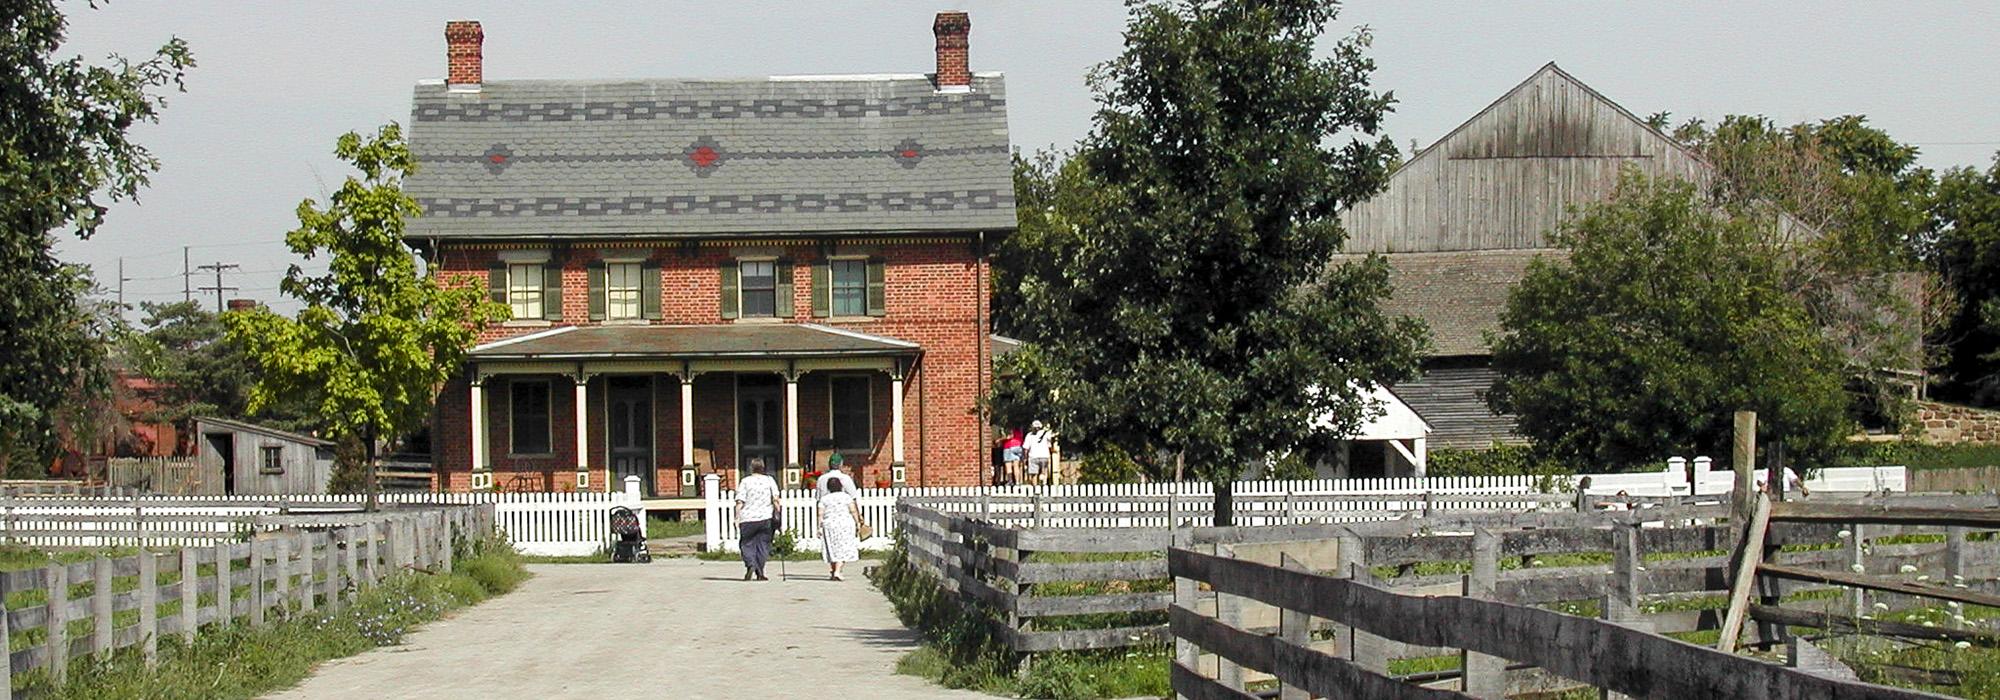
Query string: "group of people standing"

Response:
xmin=999 ymin=420 xmax=1056 ymax=486
xmin=732 ymin=455 xmax=871 ymax=582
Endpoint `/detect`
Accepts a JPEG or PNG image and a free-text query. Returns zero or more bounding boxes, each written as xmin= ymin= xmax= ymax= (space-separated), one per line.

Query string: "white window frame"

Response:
xmin=829 ymin=257 xmax=869 ymax=318
xmin=738 ymin=258 xmax=779 ymax=318
xmin=605 ymin=262 xmax=644 ymax=321
xmin=508 ymin=263 xmax=544 ymax=320
xmin=827 ymin=374 xmax=873 ymax=452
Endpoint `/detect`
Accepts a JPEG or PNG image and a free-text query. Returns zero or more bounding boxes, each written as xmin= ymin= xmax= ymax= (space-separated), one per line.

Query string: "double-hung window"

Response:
xmin=260 ymin=445 xmax=284 ymax=474
xmin=605 ymin=262 xmax=643 ymax=321
xmin=830 ymin=260 xmax=868 ymax=317
xmin=510 ymin=379 xmax=552 ymax=455
xmin=740 ymin=261 xmax=778 ymax=317
xmin=508 ymin=263 xmax=544 ymax=320
xmin=830 ymin=375 xmax=872 ymax=450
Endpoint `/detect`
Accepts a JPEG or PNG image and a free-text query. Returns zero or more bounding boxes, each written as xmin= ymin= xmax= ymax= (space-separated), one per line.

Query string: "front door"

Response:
xmin=736 ymin=374 xmax=783 ymax=478
xmin=607 ymin=376 xmax=654 ymax=494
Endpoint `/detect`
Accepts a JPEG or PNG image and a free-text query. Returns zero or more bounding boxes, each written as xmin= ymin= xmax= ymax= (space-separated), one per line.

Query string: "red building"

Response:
xmin=408 ymin=15 xmax=1013 ymax=493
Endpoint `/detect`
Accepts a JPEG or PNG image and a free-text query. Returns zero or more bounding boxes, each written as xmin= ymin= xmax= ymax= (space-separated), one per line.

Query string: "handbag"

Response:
xmin=853 ymin=502 xmax=873 ymax=539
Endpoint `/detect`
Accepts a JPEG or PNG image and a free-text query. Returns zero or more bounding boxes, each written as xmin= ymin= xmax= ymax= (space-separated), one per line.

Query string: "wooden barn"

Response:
xmin=193 ymin=417 xmax=336 ymax=495
xmin=1338 ymin=63 xmax=1711 ymax=450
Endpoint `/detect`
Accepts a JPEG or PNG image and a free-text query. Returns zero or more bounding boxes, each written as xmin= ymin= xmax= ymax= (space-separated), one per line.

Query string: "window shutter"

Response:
xmin=719 ymin=261 xmax=740 ymax=320
xmin=541 ymin=265 xmax=563 ymax=320
xmin=587 ymin=261 xmax=607 ymax=321
xmin=866 ymin=258 xmax=887 ymax=317
xmin=810 ymin=260 xmax=831 ymax=318
xmin=488 ymin=262 xmax=508 ymax=305
xmin=775 ymin=259 xmax=795 ymax=319
xmin=642 ymin=261 xmax=662 ymax=320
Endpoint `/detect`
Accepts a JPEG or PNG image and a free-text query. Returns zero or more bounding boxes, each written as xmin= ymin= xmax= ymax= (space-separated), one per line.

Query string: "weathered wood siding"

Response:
xmin=229 ymin=438 xmax=331 ymax=495
xmin=1341 ymin=63 xmax=1710 ymax=253
xmin=1388 ymin=361 xmax=1523 ymax=450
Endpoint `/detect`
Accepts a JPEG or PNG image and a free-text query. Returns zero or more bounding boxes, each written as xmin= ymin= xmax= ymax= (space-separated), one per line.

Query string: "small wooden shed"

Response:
xmin=193 ymin=417 xmax=336 ymax=495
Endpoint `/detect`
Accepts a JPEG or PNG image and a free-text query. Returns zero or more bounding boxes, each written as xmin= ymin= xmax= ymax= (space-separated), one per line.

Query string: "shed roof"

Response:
xmin=192 ymin=417 xmax=334 ymax=448
xmin=468 ymin=324 xmax=920 ymax=360
xmin=404 ymin=74 xmax=1017 ymax=239
xmin=1352 ymin=249 xmax=1565 ymax=358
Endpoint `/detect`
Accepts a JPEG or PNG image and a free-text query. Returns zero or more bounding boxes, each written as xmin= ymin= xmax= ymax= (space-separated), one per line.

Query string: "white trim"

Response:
xmin=800 ymin=323 xmax=919 ymax=349
xmin=934 ymin=85 xmax=973 ymax=94
xmin=497 ymin=249 xmax=551 ymax=263
xmin=472 ymin=325 xmax=579 ymax=353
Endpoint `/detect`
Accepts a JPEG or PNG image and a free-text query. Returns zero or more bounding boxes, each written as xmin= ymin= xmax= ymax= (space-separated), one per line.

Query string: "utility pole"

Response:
xmin=182 ymin=246 xmax=192 ymax=303
xmin=115 ymin=257 xmax=134 ymax=313
xmin=195 ymin=262 xmax=240 ymax=313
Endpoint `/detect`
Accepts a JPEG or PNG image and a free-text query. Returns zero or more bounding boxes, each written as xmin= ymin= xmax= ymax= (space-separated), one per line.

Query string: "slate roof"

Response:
xmin=1348 ymin=249 xmax=1566 ymax=358
xmin=404 ymin=74 xmax=1017 ymax=239
xmin=468 ymin=324 xmax=921 ymax=360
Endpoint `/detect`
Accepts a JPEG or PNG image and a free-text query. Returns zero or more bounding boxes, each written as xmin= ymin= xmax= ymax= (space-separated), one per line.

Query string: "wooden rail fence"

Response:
xmin=0 ymin=504 xmax=495 ymax=697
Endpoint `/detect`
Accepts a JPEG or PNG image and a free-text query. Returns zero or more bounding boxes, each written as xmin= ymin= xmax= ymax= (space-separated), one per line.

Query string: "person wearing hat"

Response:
xmin=816 ymin=452 xmax=858 ymax=498
xmin=1023 ymin=420 xmax=1055 ymax=487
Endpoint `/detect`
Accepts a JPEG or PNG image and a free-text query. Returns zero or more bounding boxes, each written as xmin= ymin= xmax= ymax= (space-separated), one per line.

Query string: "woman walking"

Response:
xmin=817 ymin=479 xmax=865 ymax=580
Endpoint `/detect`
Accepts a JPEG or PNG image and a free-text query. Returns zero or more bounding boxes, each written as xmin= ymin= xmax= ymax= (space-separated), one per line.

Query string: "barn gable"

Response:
xmin=1341 ymin=63 xmax=1710 ymax=253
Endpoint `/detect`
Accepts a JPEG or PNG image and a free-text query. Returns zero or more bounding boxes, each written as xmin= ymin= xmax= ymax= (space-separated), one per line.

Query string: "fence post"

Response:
xmin=325 ymin=529 xmax=345 ymax=612
xmin=0 ymin=559 xmax=10 ymax=692
xmin=274 ymin=536 xmax=291 ymax=616
xmin=179 ymin=548 xmax=198 ymax=643
xmin=703 ymin=473 xmax=723 ymax=552
xmin=214 ymin=541 xmax=234 ymax=627
xmin=1031 ymin=492 xmax=1045 ymax=528
xmin=1602 ymin=522 xmax=1650 ymax=700
xmin=249 ymin=539 xmax=267 ymax=627
xmin=341 ymin=526 xmax=360 ymax=598
xmin=46 ymin=562 xmax=68 ymax=680
xmin=297 ymin=531 xmax=316 ymax=613
xmin=1336 ymin=529 xmax=1389 ymax=675
xmin=92 ymin=556 xmax=113 ymax=658
xmin=1947 ymin=526 xmax=1968 ymax=582
xmin=361 ymin=522 xmax=379 ymax=586
xmin=1278 ymin=552 xmax=1311 ymax=700
xmin=1732 ymin=411 xmax=1757 ymax=521
xmin=133 ymin=495 xmax=147 ymax=550
xmin=1215 ymin=543 xmax=1244 ymax=690
xmin=441 ymin=512 xmax=456 ymax=574
xmin=1172 ymin=534 xmax=1205 ymax=692
xmin=1463 ymin=529 xmax=1506 ymax=698
xmin=139 ymin=551 xmax=159 ymax=668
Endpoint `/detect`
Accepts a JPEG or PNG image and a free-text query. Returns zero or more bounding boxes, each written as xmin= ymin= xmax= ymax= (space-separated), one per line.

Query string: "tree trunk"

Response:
xmin=1213 ymin=478 xmax=1234 ymax=527
xmin=364 ymin=424 xmax=379 ymax=513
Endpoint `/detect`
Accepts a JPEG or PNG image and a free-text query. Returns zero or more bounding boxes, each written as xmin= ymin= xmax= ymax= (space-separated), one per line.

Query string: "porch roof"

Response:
xmin=468 ymin=323 xmax=920 ymax=361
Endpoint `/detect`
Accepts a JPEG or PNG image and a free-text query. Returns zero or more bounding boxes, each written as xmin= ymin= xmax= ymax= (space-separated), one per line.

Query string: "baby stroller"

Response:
xmin=609 ymin=507 xmax=651 ymax=563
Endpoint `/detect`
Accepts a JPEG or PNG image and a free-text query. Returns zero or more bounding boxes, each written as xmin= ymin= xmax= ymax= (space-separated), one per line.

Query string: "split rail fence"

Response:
xmin=896 ymin=491 xmax=1993 ymax=695
xmin=0 ymin=504 xmax=494 ymax=698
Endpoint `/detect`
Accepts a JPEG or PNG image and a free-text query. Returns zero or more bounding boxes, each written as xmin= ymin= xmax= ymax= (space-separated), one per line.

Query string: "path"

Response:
xmin=266 ymin=559 xmax=995 ymax=700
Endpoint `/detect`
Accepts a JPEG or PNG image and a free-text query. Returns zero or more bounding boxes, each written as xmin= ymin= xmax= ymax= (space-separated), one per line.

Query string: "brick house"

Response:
xmin=407 ymin=14 xmax=1013 ymax=493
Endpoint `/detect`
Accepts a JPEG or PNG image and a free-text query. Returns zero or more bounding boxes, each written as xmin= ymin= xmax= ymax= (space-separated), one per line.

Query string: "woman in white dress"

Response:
xmin=817 ymin=479 xmax=865 ymax=580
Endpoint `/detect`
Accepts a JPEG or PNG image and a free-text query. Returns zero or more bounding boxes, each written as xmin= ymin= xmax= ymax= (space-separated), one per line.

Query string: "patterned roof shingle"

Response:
xmin=405 ymin=75 xmax=1017 ymax=238
xmin=1347 ymin=249 xmax=1567 ymax=358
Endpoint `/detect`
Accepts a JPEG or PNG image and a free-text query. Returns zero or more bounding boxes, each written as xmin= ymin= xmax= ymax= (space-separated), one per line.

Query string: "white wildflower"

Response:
xmin=1874 ymin=602 xmax=1891 ymax=611
xmin=1918 ymin=575 xmax=1931 ymax=582
xmin=1851 ymin=564 xmax=1866 ymax=573
xmin=1899 ymin=564 xmax=1918 ymax=574
xmin=1956 ymin=641 xmax=1973 ymax=650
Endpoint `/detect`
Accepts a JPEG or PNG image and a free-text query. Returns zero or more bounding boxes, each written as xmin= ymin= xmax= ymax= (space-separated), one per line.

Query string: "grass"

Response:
xmin=9 ymin=534 xmax=528 ymax=700
xmin=521 ymin=551 xmax=615 ymax=564
xmin=647 ymin=516 xmax=706 ymax=540
xmin=873 ymin=543 xmax=1170 ymax=699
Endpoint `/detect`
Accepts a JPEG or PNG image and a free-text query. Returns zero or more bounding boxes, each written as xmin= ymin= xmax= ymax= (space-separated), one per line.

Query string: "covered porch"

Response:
xmin=463 ymin=324 xmax=920 ymax=495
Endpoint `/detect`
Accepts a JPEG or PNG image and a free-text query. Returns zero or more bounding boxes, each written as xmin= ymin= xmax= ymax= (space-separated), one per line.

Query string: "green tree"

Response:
xmin=1488 ymin=172 xmax=1853 ymax=470
xmin=993 ymin=0 xmax=1424 ymax=524
xmin=1929 ymin=154 xmax=2000 ymax=405
xmin=119 ymin=301 xmax=319 ymax=432
xmin=226 ymin=124 xmax=505 ymax=508
xmin=0 ymin=3 xmax=191 ymax=474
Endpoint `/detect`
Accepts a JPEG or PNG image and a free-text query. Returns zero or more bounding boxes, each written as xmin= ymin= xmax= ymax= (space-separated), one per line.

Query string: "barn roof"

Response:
xmin=1352 ymin=250 xmax=1563 ymax=358
xmin=403 ymin=74 xmax=1017 ymax=240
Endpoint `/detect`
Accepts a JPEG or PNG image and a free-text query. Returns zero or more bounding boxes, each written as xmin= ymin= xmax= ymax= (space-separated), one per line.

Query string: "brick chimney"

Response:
xmin=225 ymin=299 xmax=258 ymax=313
xmin=445 ymin=20 xmax=483 ymax=88
xmin=932 ymin=11 xmax=971 ymax=92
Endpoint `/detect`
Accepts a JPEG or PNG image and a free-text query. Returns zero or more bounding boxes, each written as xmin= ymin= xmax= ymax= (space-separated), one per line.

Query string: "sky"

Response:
xmin=52 ymin=0 xmax=2000 ymax=320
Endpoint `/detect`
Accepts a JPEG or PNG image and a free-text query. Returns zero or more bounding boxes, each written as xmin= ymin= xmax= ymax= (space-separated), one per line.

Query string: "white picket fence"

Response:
xmin=700 ymin=460 xmax=1910 ymax=552
xmin=0 ymin=489 xmax=645 ymax=557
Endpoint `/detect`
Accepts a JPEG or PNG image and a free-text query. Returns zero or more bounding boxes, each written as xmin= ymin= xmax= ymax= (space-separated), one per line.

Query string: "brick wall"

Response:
xmin=434 ymin=238 xmax=991 ymax=490
xmin=1916 ymin=401 xmax=2000 ymax=445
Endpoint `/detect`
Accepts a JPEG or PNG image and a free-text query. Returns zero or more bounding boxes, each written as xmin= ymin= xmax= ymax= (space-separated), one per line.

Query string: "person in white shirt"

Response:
xmin=1023 ymin=420 xmax=1055 ymax=486
xmin=1756 ymin=466 xmax=1810 ymax=498
xmin=734 ymin=459 xmax=782 ymax=581
xmin=816 ymin=452 xmax=858 ymax=498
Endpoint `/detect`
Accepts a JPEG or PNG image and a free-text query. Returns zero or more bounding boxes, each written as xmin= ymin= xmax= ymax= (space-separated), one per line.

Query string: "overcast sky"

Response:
xmin=53 ymin=0 xmax=2000 ymax=319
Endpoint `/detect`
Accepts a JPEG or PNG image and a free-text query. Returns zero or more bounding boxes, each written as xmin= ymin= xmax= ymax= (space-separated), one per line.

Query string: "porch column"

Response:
xmin=680 ymin=372 xmax=695 ymax=468
xmin=784 ymin=370 xmax=801 ymax=470
xmin=469 ymin=378 xmax=487 ymax=470
xmin=574 ymin=375 xmax=589 ymax=477
xmin=890 ymin=367 xmax=907 ymax=466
